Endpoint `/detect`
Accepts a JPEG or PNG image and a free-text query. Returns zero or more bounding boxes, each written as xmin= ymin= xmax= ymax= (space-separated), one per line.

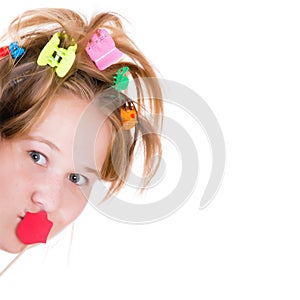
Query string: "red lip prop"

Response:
xmin=17 ymin=211 xmax=53 ymax=245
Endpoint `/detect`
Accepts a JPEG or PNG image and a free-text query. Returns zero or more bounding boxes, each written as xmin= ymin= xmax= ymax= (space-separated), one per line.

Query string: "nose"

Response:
xmin=30 ymin=175 xmax=64 ymax=213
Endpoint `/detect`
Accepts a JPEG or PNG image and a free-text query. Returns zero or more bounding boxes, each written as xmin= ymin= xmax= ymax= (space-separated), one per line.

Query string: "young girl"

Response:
xmin=0 ymin=8 xmax=163 ymax=256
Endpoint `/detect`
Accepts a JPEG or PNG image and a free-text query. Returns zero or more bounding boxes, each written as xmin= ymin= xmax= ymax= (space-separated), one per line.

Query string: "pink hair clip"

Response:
xmin=85 ymin=29 xmax=124 ymax=70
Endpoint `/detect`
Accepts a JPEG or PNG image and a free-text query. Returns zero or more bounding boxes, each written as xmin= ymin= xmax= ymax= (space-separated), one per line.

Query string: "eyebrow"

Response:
xmin=25 ymin=135 xmax=61 ymax=152
xmin=83 ymin=166 xmax=100 ymax=178
xmin=26 ymin=135 xmax=100 ymax=177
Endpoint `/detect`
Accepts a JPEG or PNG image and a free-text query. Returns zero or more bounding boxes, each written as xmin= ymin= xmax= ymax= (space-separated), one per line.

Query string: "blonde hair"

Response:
xmin=0 ymin=8 xmax=163 ymax=197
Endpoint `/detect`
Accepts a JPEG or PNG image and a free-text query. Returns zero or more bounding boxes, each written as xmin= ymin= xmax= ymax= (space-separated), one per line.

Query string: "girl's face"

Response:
xmin=0 ymin=92 xmax=111 ymax=253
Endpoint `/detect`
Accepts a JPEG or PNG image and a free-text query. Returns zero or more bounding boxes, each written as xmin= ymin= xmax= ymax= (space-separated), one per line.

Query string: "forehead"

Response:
xmin=32 ymin=92 xmax=89 ymax=137
xmin=27 ymin=91 xmax=112 ymax=171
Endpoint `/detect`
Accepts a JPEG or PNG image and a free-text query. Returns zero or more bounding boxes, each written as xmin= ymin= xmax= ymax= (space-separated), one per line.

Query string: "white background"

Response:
xmin=1 ymin=0 xmax=300 ymax=299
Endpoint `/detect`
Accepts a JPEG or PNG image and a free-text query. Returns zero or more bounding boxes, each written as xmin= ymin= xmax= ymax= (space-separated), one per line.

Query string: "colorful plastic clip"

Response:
xmin=9 ymin=42 xmax=25 ymax=59
xmin=37 ymin=32 xmax=77 ymax=78
xmin=85 ymin=29 xmax=123 ymax=71
xmin=113 ymin=66 xmax=129 ymax=91
xmin=120 ymin=101 xmax=138 ymax=130
xmin=0 ymin=42 xmax=25 ymax=59
xmin=0 ymin=46 xmax=10 ymax=58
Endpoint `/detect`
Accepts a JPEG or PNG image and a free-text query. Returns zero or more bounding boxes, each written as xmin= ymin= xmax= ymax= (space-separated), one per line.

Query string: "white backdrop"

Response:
xmin=1 ymin=0 xmax=300 ymax=299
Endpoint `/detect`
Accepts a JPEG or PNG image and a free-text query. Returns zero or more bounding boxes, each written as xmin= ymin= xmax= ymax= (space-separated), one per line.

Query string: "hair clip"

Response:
xmin=0 ymin=42 xmax=25 ymax=59
xmin=120 ymin=101 xmax=138 ymax=130
xmin=37 ymin=32 xmax=77 ymax=78
xmin=85 ymin=29 xmax=123 ymax=71
xmin=113 ymin=66 xmax=130 ymax=91
xmin=9 ymin=42 xmax=25 ymax=59
xmin=0 ymin=46 xmax=9 ymax=58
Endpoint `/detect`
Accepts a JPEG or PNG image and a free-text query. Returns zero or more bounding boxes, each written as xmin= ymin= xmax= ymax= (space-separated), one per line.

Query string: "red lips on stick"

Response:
xmin=17 ymin=211 xmax=53 ymax=245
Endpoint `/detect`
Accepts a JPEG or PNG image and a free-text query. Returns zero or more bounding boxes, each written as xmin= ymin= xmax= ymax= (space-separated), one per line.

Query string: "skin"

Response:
xmin=0 ymin=91 xmax=111 ymax=253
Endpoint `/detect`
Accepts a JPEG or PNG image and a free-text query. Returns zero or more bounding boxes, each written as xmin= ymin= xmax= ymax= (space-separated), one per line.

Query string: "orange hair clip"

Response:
xmin=120 ymin=101 xmax=138 ymax=130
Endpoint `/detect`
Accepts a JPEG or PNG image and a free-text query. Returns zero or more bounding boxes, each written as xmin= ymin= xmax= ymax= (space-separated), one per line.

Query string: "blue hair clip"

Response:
xmin=9 ymin=42 xmax=25 ymax=59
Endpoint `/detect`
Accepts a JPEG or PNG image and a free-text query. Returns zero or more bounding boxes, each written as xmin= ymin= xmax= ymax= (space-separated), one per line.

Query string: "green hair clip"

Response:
xmin=113 ymin=66 xmax=129 ymax=91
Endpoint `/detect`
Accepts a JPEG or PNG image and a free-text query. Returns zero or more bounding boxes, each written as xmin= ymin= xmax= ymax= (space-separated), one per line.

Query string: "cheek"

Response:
xmin=0 ymin=155 xmax=33 ymax=199
xmin=67 ymin=191 xmax=87 ymax=219
xmin=52 ymin=188 xmax=88 ymax=230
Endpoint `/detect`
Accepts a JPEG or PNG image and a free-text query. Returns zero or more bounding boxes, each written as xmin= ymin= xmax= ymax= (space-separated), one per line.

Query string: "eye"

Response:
xmin=68 ymin=173 xmax=88 ymax=186
xmin=29 ymin=151 xmax=47 ymax=166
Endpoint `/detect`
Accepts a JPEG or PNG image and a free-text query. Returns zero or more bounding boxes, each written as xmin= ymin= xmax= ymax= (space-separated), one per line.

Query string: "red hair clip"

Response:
xmin=0 ymin=46 xmax=10 ymax=58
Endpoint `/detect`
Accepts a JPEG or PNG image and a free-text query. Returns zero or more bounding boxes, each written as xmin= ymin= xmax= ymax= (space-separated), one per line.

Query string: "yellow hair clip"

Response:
xmin=37 ymin=32 xmax=77 ymax=78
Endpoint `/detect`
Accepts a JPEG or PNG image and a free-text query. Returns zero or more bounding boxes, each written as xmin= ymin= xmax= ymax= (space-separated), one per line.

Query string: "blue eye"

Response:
xmin=68 ymin=173 xmax=87 ymax=186
xmin=29 ymin=151 xmax=47 ymax=166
